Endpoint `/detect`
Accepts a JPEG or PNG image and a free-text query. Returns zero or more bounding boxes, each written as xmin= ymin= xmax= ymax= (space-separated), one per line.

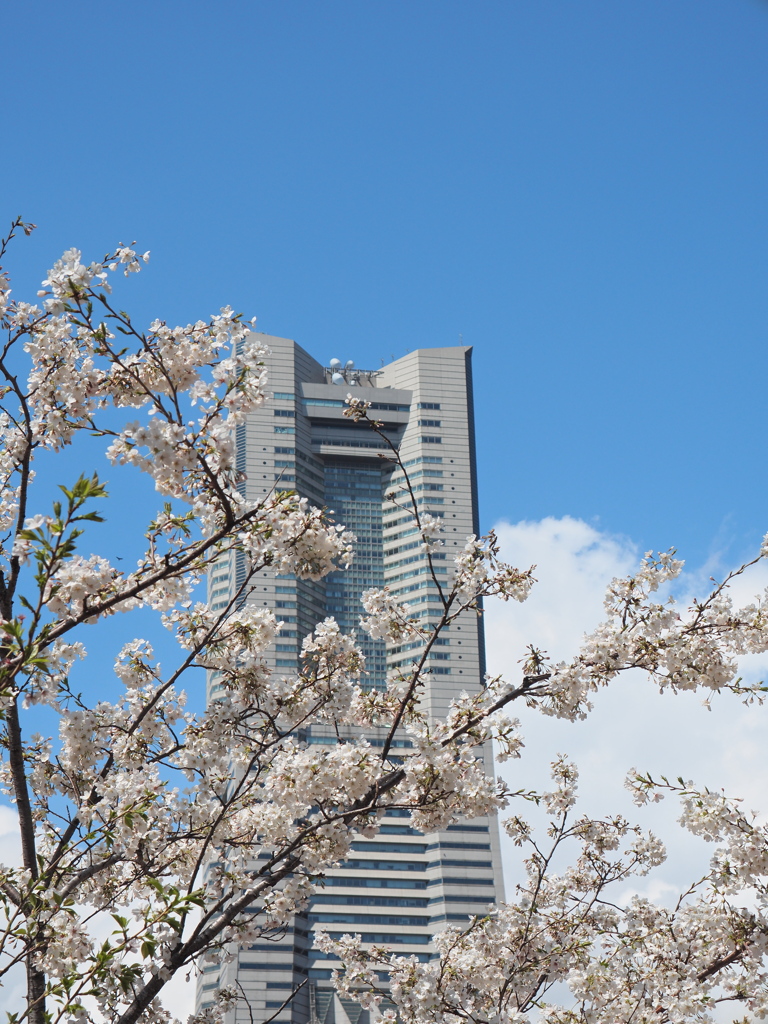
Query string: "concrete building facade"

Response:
xmin=197 ymin=337 xmax=504 ymax=1024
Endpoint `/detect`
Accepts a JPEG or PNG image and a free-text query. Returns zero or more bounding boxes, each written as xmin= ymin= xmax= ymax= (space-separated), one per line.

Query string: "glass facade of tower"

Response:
xmin=200 ymin=339 xmax=505 ymax=1024
xmin=323 ymin=457 xmax=387 ymax=690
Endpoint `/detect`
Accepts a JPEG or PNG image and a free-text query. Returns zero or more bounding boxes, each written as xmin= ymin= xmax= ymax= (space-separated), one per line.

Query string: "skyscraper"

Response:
xmin=197 ymin=337 xmax=504 ymax=1024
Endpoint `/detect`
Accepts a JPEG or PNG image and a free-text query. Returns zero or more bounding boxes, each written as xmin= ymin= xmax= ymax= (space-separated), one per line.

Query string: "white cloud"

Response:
xmin=0 ymin=804 xmax=21 ymax=869
xmin=160 ymin=958 xmax=199 ymax=1021
xmin=0 ymin=805 xmax=23 ymax=1017
xmin=486 ymin=516 xmax=638 ymax=663
xmin=486 ymin=516 xmax=768 ymax=895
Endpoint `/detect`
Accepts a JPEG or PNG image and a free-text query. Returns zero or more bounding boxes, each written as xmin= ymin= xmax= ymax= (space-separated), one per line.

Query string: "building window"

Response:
xmin=425 ymin=841 xmax=491 ymax=851
xmin=338 ymin=858 xmax=427 ymax=872
xmin=274 ymin=409 xmax=295 ymax=418
xmin=310 ymin=893 xmax=429 ymax=908
xmin=421 ymin=436 xmax=441 ymax=444
xmin=315 ymin=931 xmax=431 ymax=946
xmin=426 ymin=859 xmax=492 ymax=869
xmin=322 ymin=877 xmax=427 ymax=890
xmin=308 ymin=913 xmax=429 ymax=927
xmin=418 ymin=419 xmax=441 ymax=427
xmin=417 ymin=402 xmax=440 ymax=410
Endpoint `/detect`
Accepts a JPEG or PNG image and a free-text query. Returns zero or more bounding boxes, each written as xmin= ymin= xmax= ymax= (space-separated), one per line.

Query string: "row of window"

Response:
xmin=382 ymin=525 xmax=420 ymax=544
xmin=325 ymin=855 xmax=491 ymax=874
xmin=385 ymin=550 xmax=445 ymax=570
xmin=310 ymin=893 xmax=428 ymax=908
xmin=319 ymin=873 xmax=493 ymax=891
xmin=447 ymin=824 xmax=490 ymax=833
xmin=390 ymin=579 xmax=442 ymax=596
xmin=392 ymin=482 xmax=444 ymax=495
xmin=310 ymin=932 xmax=430 ymax=947
xmin=427 ymin=841 xmax=491 ymax=851
xmin=303 ymin=904 xmax=491 ymax=927
xmin=382 ymin=503 xmax=410 ymax=517
xmin=323 ymin=876 xmax=425 ymax=889
xmin=305 ymin=737 xmax=409 ymax=753
xmin=315 ymin=437 xmax=390 ymax=450
xmin=383 ymin=513 xmax=438 ymax=532
xmin=389 ymin=653 xmax=450 ymax=669
xmin=402 ymin=454 xmax=443 ymax=467
xmin=304 ymin=398 xmax=411 ymax=412
xmin=393 ymin=589 xmax=442 ymax=602
xmin=388 ymin=469 xmax=444 ymax=488
xmin=427 ymin=876 xmax=495 ymax=887
xmin=307 ymin=913 xmax=428 ymax=927
xmin=388 ymin=637 xmax=450 ymax=655
xmin=428 ymin=859 xmax=492 ymax=869
xmin=239 ymin=962 xmax=301 ymax=972
xmin=387 ymin=565 xmax=448 ymax=584
xmin=336 ymin=859 xmax=426 ymax=872
xmin=360 ymin=736 xmax=413 ymax=748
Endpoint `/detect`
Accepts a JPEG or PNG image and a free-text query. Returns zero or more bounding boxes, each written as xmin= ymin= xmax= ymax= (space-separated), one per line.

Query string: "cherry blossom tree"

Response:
xmin=1 ymin=217 xmax=767 ymax=1024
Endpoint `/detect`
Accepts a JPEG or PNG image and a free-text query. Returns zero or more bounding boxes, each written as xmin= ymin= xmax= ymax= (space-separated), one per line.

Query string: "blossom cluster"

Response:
xmin=323 ymin=760 xmax=768 ymax=1024
xmin=532 ymin=549 xmax=768 ymax=720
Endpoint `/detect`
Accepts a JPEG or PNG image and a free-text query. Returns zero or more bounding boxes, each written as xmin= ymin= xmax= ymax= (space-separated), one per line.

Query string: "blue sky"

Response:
xmin=4 ymin=0 xmax=768 ymax=566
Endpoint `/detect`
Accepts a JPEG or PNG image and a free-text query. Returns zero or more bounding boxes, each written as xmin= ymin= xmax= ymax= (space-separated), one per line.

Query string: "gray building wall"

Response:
xmin=198 ymin=337 xmax=504 ymax=1024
